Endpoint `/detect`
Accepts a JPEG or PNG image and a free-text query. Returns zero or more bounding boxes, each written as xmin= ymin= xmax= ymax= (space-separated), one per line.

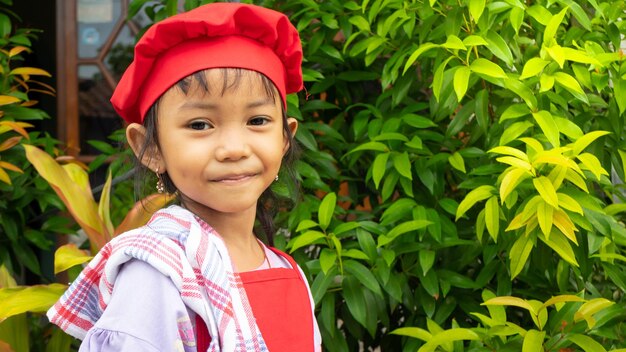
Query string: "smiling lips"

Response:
xmin=212 ymin=173 xmax=257 ymax=183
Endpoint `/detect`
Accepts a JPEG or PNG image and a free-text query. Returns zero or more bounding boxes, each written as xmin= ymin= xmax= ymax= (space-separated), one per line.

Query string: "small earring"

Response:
xmin=155 ymin=167 xmax=165 ymax=194
xmin=275 ymin=175 xmax=279 ymax=182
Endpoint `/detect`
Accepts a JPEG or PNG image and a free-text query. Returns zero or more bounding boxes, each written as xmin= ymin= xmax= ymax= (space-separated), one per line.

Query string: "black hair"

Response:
xmin=133 ymin=68 xmax=300 ymax=245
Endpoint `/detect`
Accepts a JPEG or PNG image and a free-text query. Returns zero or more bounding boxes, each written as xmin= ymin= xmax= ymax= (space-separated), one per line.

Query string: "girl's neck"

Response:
xmin=182 ymin=202 xmax=265 ymax=271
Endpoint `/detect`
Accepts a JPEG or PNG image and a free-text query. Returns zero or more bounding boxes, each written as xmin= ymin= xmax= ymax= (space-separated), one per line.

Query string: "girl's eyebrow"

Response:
xmin=180 ymin=98 xmax=276 ymax=110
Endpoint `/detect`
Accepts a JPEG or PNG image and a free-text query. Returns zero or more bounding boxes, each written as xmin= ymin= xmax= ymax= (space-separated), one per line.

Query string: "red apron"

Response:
xmin=196 ymin=248 xmax=315 ymax=351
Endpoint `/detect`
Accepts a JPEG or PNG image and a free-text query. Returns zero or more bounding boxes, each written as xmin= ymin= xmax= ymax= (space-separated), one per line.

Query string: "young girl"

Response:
xmin=47 ymin=3 xmax=321 ymax=351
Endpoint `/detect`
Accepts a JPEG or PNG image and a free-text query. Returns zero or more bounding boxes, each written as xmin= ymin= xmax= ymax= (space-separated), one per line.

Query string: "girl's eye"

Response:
xmin=249 ymin=116 xmax=270 ymax=126
xmin=189 ymin=121 xmax=211 ymax=130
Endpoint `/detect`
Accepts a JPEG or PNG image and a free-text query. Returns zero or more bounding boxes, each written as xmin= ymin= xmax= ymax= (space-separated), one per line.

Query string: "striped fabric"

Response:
xmin=47 ymin=205 xmax=268 ymax=351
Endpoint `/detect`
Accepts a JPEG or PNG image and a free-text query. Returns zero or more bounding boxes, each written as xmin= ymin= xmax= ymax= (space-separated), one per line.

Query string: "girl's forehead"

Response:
xmin=173 ymin=68 xmax=280 ymax=99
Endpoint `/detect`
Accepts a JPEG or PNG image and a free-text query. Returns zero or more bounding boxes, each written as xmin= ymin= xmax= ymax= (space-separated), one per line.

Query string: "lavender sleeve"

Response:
xmin=78 ymin=260 xmax=198 ymax=352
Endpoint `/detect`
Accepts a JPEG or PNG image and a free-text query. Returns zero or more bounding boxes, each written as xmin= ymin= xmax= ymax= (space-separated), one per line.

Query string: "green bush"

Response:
xmin=135 ymin=0 xmax=626 ymax=350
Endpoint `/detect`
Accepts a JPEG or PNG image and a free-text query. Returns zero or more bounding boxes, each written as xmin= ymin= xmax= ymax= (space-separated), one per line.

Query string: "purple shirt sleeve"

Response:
xmin=79 ymin=260 xmax=197 ymax=352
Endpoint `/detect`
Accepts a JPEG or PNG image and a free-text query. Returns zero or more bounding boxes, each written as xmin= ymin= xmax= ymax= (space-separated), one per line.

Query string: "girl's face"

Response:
xmin=134 ymin=69 xmax=297 ymax=221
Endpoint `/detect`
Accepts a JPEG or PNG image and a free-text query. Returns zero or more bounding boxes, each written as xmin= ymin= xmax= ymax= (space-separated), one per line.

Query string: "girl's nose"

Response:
xmin=214 ymin=129 xmax=252 ymax=161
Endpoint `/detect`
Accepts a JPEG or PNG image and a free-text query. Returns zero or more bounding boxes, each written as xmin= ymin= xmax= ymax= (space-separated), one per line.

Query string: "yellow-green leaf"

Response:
xmin=0 ymin=167 xmax=10 ymax=185
xmin=532 ymin=110 xmax=560 ymax=148
xmin=552 ymin=209 xmax=578 ymax=244
xmin=390 ymin=327 xmax=432 ymax=341
xmin=0 ymin=161 xmax=22 ymax=173
xmin=23 ymin=145 xmax=107 ymax=250
xmin=489 ymin=146 xmax=529 ymax=161
xmin=442 ymin=35 xmax=466 ymax=50
xmin=568 ymin=334 xmax=607 ymax=352
xmin=53 ymin=244 xmax=93 ymax=274
xmin=520 ymin=58 xmax=549 ymax=80
xmin=418 ymin=328 xmax=479 ymax=352
xmin=496 ymin=156 xmax=533 ymax=172
xmin=0 ymin=95 xmax=21 ymax=106
xmin=557 ymin=193 xmax=583 ymax=214
xmin=462 ymin=35 xmax=488 ymax=47
xmin=571 ymin=131 xmax=610 ymax=156
xmin=470 ymin=58 xmax=507 ymax=79
xmin=483 ymin=296 xmax=537 ymax=315
xmin=536 ymin=201 xmax=553 ymax=237
xmin=540 ymin=73 xmax=555 ymax=92
xmin=508 ymin=233 xmax=535 ymax=278
xmin=562 ymin=47 xmax=602 ymax=66
xmin=522 ymin=329 xmax=545 ymax=352
xmin=565 ymin=168 xmax=588 ymax=192
xmin=543 ymin=7 xmax=568 ymax=46
xmin=453 ymin=66 xmax=471 ymax=101
xmin=574 ymin=298 xmax=614 ymax=329
xmin=533 ymin=176 xmax=559 ymax=207
xmin=404 ymin=43 xmax=438 ymax=74
xmin=540 ymin=229 xmax=578 ymax=266
xmin=554 ymin=72 xmax=589 ymax=104
xmin=0 ymin=284 xmax=67 ymax=318
xmin=456 ymin=185 xmax=496 ymax=220
xmin=98 ymin=171 xmax=115 ymax=237
xmin=485 ymin=196 xmax=500 ymax=242
xmin=448 ymin=152 xmax=466 ymax=173
xmin=542 ymin=295 xmax=585 ymax=310
xmin=10 ymin=67 xmax=51 ymax=77
xmin=577 ymin=153 xmax=608 ymax=180
xmin=8 ymin=46 xmax=30 ymax=58
xmin=469 ymin=0 xmax=486 ymax=22
xmin=500 ymin=168 xmax=531 ymax=202
xmin=546 ymin=45 xmax=565 ymax=68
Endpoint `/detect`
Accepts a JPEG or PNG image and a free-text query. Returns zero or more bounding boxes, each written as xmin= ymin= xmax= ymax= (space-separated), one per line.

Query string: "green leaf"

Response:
xmin=577 ymin=153 xmax=608 ymax=180
xmin=456 ymin=185 xmax=496 ymax=220
xmin=519 ymin=58 xmax=549 ymax=80
xmin=289 ymin=230 xmax=326 ymax=252
xmin=404 ymin=43 xmax=438 ymax=74
xmin=540 ymin=229 xmax=578 ymax=266
xmin=567 ymin=334 xmax=607 ymax=352
xmin=470 ymin=58 xmax=507 ymax=79
xmin=536 ymin=201 xmax=553 ymax=237
xmin=463 ymin=35 xmax=488 ymax=46
xmin=390 ymin=327 xmax=432 ymax=341
xmin=372 ymin=152 xmax=389 ymax=189
xmin=344 ymin=259 xmax=382 ymax=296
xmin=393 ymin=152 xmax=412 ymax=180
xmin=500 ymin=121 xmax=534 ymax=145
xmin=320 ymin=249 xmax=337 ymax=274
xmin=485 ymin=30 xmax=514 ymax=67
xmin=505 ymin=78 xmax=537 ymax=109
xmin=318 ymin=192 xmax=337 ymax=230
xmin=347 ymin=141 xmax=388 ymax=154
xmin=419 ymin=250 xmax=435 ymax=276
xmin=510 ymin=6 xmax=524 ymax=34
xmin=570 ymin=131 xmax=610 ymax=156
xmin=469 ymin=0 xmax=486 ymax=22
xmin=349 ymin=15 xmax=370 ymax=32
xmin=554 ymin=72 xmax=589 ymax=104
xmin=0 ymin=284 xmax=67 ymax=318
xmin=378 ymin=220 xmax=432 ymax=247
xmin=500 ymin=103 xmax=530 ymax=121
xmin=448 ymin=152 xmax=466 ymax=173
xmin=522 ymin=329 xmax=546 ymax=352
xmin=485 ymin=196 xmax=500 ymax=242
xmin=500 ymin=168 xmax=531 ymax=202
xmin=453 ymin=66 xmax=471 ymax=101
xmin=543 ymin=7 xmax=568 ymax=46
xmin=53 ymin=244 xmax=93 ymax=274
xmin=442 ymin=35 xmax=466 ymax=50
xmin=342 ymin=276 xmax=367 ymax=328
xmin=557 ymin=193 xmax=583 ymax=214
xmin=532 ymin=110 xmax=560 ymax=148
xmin=509 ymin=233 xmax=535 ymax=278
xmin=614 ymin=77 xmax=626 ymax=114
xmin=418 ymin=328 xmax=480 ymax=352
xmin=533 ymin=176 xmax=559 ymax=208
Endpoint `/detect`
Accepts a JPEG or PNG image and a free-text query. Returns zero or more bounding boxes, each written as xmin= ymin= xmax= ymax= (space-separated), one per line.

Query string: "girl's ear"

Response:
xmin=283 ymin=117 xmax=298 ymax=154
xmin=126 ymin=123 xmax=164 ymax=172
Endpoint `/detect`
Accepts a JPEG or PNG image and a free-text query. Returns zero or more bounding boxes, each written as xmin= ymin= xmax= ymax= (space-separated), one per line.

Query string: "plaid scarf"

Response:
xmin=47 ymin=205 xmax=268 ymax=351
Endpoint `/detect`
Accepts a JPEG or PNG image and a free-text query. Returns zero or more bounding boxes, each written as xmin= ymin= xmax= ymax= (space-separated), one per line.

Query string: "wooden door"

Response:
xmin=56 ymin=0 xmax=143 ymax=159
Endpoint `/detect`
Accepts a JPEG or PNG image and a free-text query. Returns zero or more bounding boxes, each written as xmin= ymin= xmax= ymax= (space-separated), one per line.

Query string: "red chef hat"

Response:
xmin=110 ymin=2 xmax=303 ymax=124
